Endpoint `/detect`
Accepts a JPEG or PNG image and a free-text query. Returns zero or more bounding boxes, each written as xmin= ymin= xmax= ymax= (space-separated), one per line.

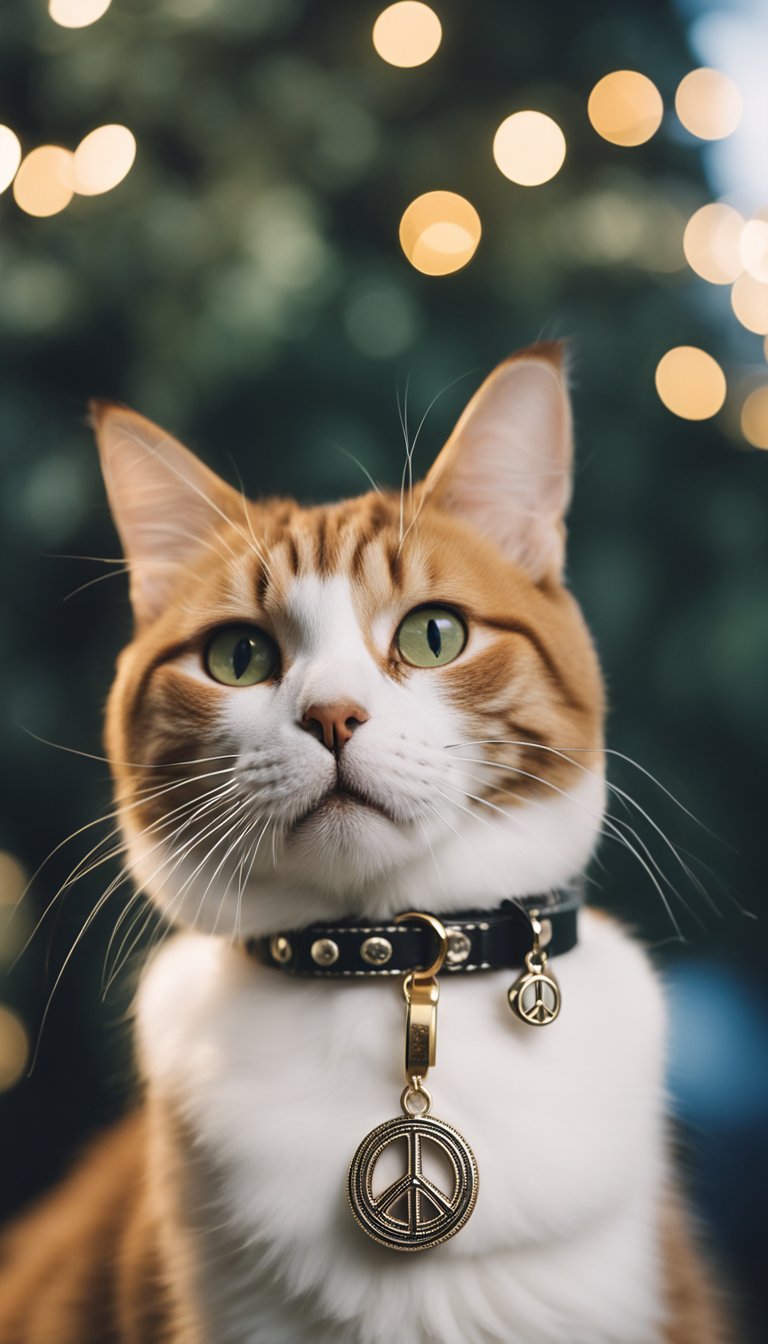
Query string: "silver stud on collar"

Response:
xmin=360 ymin=936 xmax=393 ymax=966
xmin=270 ymin=935 xmax=293 ymax=964
xmin=445 ymin=929 xmax=472 ymax=965
xmin=311 ymin=937 xmax=340 ymax=967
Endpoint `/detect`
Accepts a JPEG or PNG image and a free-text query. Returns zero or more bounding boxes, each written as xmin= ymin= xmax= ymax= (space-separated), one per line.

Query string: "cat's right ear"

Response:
xmin=91 ymin=402 xmax=240 ymax=627
xmin=420 ymin=344 xmax=573 ymax=583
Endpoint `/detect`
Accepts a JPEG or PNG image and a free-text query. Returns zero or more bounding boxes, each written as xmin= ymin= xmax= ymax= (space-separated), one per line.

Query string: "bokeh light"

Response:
xmin=372 ymin=3 xmax=442 ymax=68
xmin=0 ymin=125 xmax=22 ymax=194
xmin=683 ymin=203 xmax=744 ymax=285
xmin=655 ymin=346 xmax=726 ymax=421
xmin=399 ymin=190 xmax=481 ymax=275
xmin=675 ymin=68 xmax=743 ymax=141
xmin=740 ymin=217 xmax=768 ymax=284
xmin=587 ymin=71 xmax=663 ymax=147
xmin=12 ymin=145 xmax=74 ymax=217
xmin=48 ymin=0 xmax=111 ymax=28
xmin=731 ymin=273 xmax=768 ymax=334
xmin=0 ymin=852 xmax=27 ymax=907
xmin=73 ymin=125 xmax=137 ymax=196
xmin=0 ymin=852 xmax=30 ymax=965
xmin=492 ymin=111 xmax=566 ymax=186
xmin=741 ymin=387 xmax=768 ymax=449
xmin=553 ymin=187 xmax=684 ymax=273
xmin=0 ymin=1005 xmax=28 ymax=1092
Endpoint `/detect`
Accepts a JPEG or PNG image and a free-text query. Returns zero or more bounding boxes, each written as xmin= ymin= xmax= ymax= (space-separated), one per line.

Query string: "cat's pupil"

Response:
xmin=232 ymin=638 xmax=253 ymax=680
xmin=427 ymin=618 xmax=442 ymax=658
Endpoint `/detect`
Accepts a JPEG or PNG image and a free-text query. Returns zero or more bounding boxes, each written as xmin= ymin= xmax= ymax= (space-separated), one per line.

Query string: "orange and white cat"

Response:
xmin=0 ymin=346 xmax=728 ymax=1342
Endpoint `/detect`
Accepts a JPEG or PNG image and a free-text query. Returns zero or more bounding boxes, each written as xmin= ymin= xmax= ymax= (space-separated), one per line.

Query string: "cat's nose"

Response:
xmin=300 ymin=702 xmax=370 ymax=754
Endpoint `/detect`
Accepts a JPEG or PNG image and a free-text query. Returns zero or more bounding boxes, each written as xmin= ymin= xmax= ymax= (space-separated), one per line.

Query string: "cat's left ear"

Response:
xmin=92 ymin=402 xmax=242 ymax=626
xmin=421 ymin=343 xmax=573 ymax=583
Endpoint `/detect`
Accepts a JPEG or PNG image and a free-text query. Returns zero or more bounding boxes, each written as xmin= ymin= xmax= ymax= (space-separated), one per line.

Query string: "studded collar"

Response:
xmin=245 ymin=888 xmax=581 ymax=978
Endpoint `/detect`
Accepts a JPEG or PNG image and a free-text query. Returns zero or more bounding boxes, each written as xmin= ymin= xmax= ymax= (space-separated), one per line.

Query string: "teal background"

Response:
xmin=0 ymin=1 xmax=766 ymax=1335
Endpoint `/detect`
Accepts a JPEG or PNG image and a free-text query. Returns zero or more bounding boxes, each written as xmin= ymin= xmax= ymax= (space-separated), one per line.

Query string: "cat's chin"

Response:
xmin=278 ymin=798 xmax=413 ymax=891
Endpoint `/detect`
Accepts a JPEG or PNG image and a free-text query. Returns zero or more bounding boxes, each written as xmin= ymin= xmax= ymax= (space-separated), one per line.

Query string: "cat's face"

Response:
xmin=98 ymin=346 xmax=605 ymax=936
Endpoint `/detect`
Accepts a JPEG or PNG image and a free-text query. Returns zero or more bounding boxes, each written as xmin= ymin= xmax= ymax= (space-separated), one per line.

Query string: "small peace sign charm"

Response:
xmin=507 ymin=951 xmax=561 ymax=1026
xmin=348 ymin=1108 xmax=478 ymax=1252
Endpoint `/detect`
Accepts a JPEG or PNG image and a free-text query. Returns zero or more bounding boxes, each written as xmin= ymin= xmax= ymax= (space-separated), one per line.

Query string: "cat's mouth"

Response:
xmin=290 ymin=782 xmax=397 ymax=831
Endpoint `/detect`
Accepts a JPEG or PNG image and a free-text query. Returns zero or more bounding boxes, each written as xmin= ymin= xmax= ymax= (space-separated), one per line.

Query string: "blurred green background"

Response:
xmin=1 ymin=0 xmax=766 ymax=1336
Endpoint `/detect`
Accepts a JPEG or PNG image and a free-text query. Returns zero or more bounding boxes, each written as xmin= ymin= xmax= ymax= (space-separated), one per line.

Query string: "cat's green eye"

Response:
xmin=396 ymin=607 xmax=467 ymax=669
xmin=205 ymin=625 xmax=278 ymax=687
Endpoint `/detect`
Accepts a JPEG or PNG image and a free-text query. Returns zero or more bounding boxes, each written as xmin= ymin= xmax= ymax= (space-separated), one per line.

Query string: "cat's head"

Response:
xmin=96 ymin=344 xmax=605 ymax=936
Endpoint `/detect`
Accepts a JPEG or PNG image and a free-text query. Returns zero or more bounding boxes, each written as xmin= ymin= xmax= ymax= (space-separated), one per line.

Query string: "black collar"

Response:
xmin=245 ymin=887 xmax=581 ymax=978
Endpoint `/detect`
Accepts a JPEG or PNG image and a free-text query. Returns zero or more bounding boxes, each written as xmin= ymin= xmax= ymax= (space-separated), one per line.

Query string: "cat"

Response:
xmin=0 ymin=344 xmax=729 ymax=1343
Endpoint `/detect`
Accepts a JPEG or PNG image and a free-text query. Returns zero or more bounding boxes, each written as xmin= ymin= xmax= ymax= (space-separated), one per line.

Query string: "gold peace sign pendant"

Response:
xmin=348 ymin=1113 xmax=479 ymax=1252
xmin=507 ymin=964 xmax=561 ymax=1026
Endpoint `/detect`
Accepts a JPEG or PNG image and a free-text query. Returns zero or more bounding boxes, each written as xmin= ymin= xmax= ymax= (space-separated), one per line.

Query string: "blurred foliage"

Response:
xmin=0 ymin=0 xmax=766 ymax=1333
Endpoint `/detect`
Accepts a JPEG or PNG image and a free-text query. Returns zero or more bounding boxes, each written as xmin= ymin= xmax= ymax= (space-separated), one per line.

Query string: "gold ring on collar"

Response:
xmin=394 ymin=911 xmax=449 ymax=979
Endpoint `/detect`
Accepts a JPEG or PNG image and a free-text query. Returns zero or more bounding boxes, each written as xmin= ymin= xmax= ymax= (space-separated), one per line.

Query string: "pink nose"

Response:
xmin=301 ymin=702 xmax=369 ymax=754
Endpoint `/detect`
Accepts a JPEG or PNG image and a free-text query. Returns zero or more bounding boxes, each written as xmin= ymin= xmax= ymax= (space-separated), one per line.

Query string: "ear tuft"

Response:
xmin=513 ymin=338 xmax=569 ymax=371
xmin=88 ymin=397 xmax=124 ymax=432
xmin=422 ymin=343 xmax=574 ymax=582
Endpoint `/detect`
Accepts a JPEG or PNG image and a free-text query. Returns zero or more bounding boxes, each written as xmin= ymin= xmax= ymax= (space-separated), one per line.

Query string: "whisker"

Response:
xmin=13 ymin=776 xmax=238 ymax=966
xmin=68 ymin=786 xmax=239 ymax=997
xmin=414 ymin=804 xmax=447 ymax=898
xmin=209 ymin=821 xmax=259 ymax=939
xmin=396 ymin=376 xmax=412 ymax=545
xmin=119 ymin=423 xmax=272 ymax=573
xmin=225 ymin=451 xmax=275 ymax=581
xmin=99 ymin=889 xmax=150 ymax=1000
xmin=63 ymin=566 xmax=132 ymax=602
xmin=453 ymin=763 xmax=695 ymax=933
xmin=239 ymin=814 xmax=275 ymax=896
xmin=438 ymin=770 xmax=604 ymax=889
xmin=27 ymin=878 xmax=128 ymax=1075
xmin=19 ymin=726 xmax=239 ymax=770
xmin=99 ymin=785 xmax=239 ymax=985
xmin=445 ymin=758 xmax=688 ymax=940
xmin=229 ymin=811 xmax=276 ymax=946
xmin=102 ymin=795 xmax=248 ymax=992
xmin=445 ymin=738 xmax=726 ymax=842
xmin=140 ymin=520 xmax=249 ymax=587
xmin=397 ymin=370 xmax=476 ymax=555
xmin=451 ymin=739 xmax=738 ymax=923
xmin=334 ymin=446 xmax=382 ymax=496
xmin=139 ymin=809 xmax=251 ymax=957
xmin=434 ymin=782 xmax=585 ymax=897
xmin=42 ymin=551 xmax=127 ymax=565
xmin=102 ymin=895 xmax=163 ymax=999
xmin=189 ymin=801 xmax=258 ymax=933
xmin=418 ymin=797 xmax=507 ymax=903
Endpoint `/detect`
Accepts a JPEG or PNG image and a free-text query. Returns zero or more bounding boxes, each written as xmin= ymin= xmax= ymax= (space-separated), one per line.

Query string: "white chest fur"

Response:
xmin=136 ymin=911 xmax=669 ymax=1344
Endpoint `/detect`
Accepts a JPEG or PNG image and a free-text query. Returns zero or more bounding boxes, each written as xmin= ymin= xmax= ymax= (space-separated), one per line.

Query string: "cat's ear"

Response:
xmin=421 ymin=343 xmax=573 ymax=582
xmin=91 ymin=402 xmax=241 ymax=626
